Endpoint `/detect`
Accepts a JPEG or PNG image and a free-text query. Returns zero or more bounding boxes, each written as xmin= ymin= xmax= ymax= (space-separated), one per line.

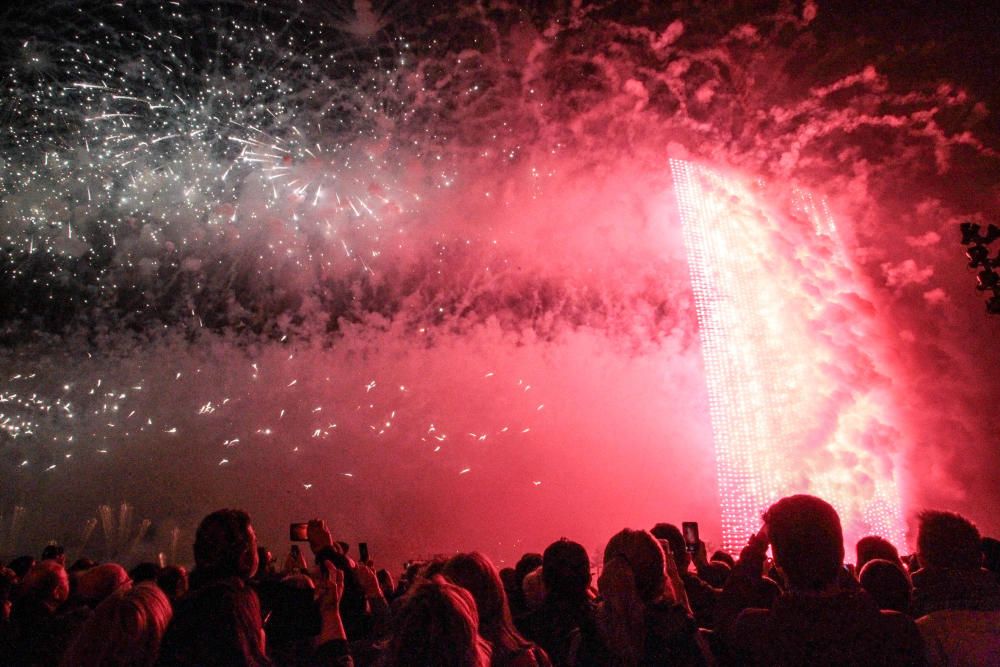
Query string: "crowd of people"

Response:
xmin=0 ymin=495 xmax=998 ymax=666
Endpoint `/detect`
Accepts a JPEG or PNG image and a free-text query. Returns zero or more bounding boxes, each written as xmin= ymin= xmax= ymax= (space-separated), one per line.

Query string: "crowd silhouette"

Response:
xmin=1 ymin=495 xmax=998 ymax=665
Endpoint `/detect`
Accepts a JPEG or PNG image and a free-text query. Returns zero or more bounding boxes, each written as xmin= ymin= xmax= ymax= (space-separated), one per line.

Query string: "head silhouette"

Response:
xmin=543 ymin=538 xmax=591 ymax=601
xmin=192 ymin=509 xmax=258 ymax=583
xmin=764 ymin=495 xmax=844 ymax=592
xmin=916 ymin=510 xmax=982 ymax=570
xmin=384 ymin=576 xmax=490 ymax=667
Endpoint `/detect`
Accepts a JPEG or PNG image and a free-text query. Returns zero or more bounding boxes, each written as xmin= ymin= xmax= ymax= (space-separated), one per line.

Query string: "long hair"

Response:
xmin=157 ymin=578 xmax=270 ymax=666
xmin=443 ymin=552 xmax=535 ymax=664
xmin=598 ymin=529 xmax=667 ymax=666
xmin=192 ymin=509 xmax=257 ymax=583
xmin=61 ymin=582 xmax=172 ymax=667
xmin=384 ymin=576 xmax=491 ymax=667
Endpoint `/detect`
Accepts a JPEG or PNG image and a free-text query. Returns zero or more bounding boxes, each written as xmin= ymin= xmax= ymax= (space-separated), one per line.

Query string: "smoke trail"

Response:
xmin=1 ymin=1 xmax=997 ymax=563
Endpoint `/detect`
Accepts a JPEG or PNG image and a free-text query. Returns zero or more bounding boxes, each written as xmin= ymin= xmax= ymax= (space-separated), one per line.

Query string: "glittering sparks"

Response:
xmin=1 ymin=0 xmax=426 ymax=332
xmin=671 ymin=158 xmax=906 ymax=553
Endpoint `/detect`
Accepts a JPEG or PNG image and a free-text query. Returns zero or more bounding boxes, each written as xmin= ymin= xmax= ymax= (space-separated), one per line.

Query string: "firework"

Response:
xmin=672 ymin=158 xmax=906 ymax=551
xmin=2 ymin=0 xmax=420 ymax=332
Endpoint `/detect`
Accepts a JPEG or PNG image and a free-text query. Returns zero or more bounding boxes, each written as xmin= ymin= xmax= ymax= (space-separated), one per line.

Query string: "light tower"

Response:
xmin=671 ymin=159 xmax=906 ymax=553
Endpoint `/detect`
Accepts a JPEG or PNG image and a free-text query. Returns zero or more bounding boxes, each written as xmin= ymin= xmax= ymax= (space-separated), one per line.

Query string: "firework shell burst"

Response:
xmin=2 ymin=0 xmax=426 ymax=328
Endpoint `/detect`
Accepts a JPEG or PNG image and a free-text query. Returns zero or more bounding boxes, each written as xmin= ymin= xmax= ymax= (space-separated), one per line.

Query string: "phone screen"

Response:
xmin=289 ymin=522 xmax=309 ymax=542
xmin=682 ymin=522 xmax=700 ymax=552
xmin=359 ymin=542 xmax=369 ymax=563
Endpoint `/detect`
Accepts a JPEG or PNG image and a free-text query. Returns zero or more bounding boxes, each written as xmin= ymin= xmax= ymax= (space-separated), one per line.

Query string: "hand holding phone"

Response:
xmin=750 ymin=523 xmax=769 ymax=552
xmin=284 ymin=543 xmax=307 ymax=572
xmin=358 ymin=542 xmax=370 ymax=564
xmin=353 ymin=561 xmax=383 ymax=599
xmin=682 ymin=522 xmax=700 ymax=553
xmin=290 ymin=522 xmax=309 ymax=542
xmin=307 ymin=519 xmax=334 ymax=554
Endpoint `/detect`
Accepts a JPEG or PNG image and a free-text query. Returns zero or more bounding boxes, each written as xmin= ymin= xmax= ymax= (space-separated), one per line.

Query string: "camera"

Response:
xmin=289 ymin=522 xmax=309 ymax=542
xmin=682 ymin=521 xmax=700 ymax=553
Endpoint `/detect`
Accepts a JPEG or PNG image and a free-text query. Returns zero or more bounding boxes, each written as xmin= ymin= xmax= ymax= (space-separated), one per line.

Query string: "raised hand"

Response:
xmin=307 ymin=518 xmax=334 ymax=555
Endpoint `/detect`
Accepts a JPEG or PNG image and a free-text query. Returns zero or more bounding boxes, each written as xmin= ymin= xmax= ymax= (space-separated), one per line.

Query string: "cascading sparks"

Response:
xmin=671 ymin=158 xmax=906 ymax=554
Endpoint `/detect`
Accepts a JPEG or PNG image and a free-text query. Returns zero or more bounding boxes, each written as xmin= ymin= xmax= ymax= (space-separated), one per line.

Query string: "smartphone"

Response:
xmin=289 ymin=522 xmax=309 ymax=542
xmin=290 ymin=544 xmax=300 ymax=558
xmin=682 ymin=521 xmax=700 ymax=552
xmin=359 ymin=542 xmax=369 ymax=563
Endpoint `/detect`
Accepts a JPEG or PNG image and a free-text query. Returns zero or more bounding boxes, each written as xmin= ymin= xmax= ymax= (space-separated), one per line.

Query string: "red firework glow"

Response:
xmin=672 ymin=159 xmax=906 ymax=553
xmin=1 ymin=1 xmax=999 ymax=567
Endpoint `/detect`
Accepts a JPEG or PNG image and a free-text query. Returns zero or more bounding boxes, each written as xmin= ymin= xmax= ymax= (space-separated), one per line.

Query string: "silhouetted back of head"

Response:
xmin=68 ymin=558 xmax=97 ymax=574
xmin=444 ymin=551 xmax=533 ymax=660
xmin=157 ymin=579 xmax=268 ymax=666
xmin=856 ymin=535 xmax=902 ymax=570
xmin=385 ymin=576 xmax=489 ymax=667
xmin=917 ymin=510 xmax=982 ymax=570
xmin=192 ymin=509 xmax=257 ymax=583
xmin=650 ymin=523 xmax=687 ymax=571
xmin=698 ymin=560 xmax=731 ymax=588
xmin=542 ymin=538 xmax=591 ymax=601
xmin=76 ymin=563 xmax=131 ymax=606
xmin=156 ymin=565 xmax=189 ymax=602
xmin=413 ymin=556 xmax=448 ymax=581
xmin=521 ymin=567 xmax=545 ymax=610
xmin=7 ymin=555 xmax=36 ymax=580
xmin=711 ymin=550 xmax=736 ymax=568
xmin=604 ymin=528 xmax=666 ymax=603
xmin=130 ymin=562 xmax=161 ymax=584
xmin=21 ymin=560 xmax=70 ymax=606
xmin=515 ymin=552 xmax=543 ymax=586
xmin=443 ymin=552 xmax=507 ymax=629
xmin=60 ymin=583 xmax=172 ymax=667
xmin=983 ymin=537 xmax=1000 ymax=574
xmin=859 ymin=559 xmax=912 ymax=614
xmin=764 ymin=495 xmax=844 ymax=592
xmin=41 ymin=544 xmax=65 ymax=564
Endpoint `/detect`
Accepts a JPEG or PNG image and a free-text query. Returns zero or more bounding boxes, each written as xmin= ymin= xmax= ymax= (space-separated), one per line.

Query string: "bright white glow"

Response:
xmin=671 ymin=159 xmax=906 ymax=554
